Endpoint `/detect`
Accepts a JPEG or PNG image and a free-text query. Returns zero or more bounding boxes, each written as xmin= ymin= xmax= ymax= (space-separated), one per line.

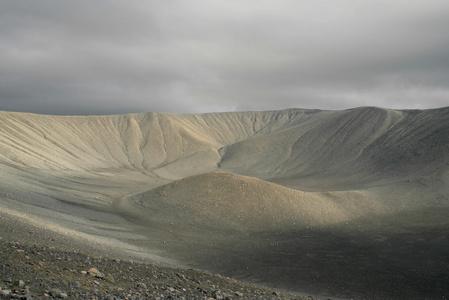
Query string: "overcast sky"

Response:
xmin=1 ymin=0 xmax=448 ymax=115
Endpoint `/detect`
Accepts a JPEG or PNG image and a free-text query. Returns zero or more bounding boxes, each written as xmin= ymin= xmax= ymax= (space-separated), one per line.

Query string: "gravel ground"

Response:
xmin=0 ymin=238 xmax=316 ymax=300
xmin=0 ymin=209 xmax=317 ymax=300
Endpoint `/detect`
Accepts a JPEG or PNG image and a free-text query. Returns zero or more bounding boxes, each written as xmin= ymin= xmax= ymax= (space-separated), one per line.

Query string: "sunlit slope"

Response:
xmin=0 ymin=110 xmax=321 ymax=179
xmin=125 ymin=172 xmax=379 ymax=232
xmin=0 ymin=107 xmax=448 ymax=185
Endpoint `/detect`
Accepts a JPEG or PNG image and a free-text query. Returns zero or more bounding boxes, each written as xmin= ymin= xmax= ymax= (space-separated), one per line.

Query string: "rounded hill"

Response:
xmin=127 ymin=172 xmax=354 ymax=232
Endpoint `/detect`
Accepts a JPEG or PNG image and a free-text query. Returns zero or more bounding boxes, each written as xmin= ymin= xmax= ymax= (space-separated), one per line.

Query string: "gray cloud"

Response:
xmin=1 ymin=0 xmax=448 ymax=115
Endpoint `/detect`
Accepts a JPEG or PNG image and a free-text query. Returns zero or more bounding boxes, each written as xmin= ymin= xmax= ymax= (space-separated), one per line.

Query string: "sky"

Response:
xmin=1 ymin=0 xmax=448 ymax=115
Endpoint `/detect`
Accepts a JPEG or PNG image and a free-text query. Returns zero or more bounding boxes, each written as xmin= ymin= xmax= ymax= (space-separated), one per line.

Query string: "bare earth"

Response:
xmin=0 ymin=107 xmax=448 ymax=299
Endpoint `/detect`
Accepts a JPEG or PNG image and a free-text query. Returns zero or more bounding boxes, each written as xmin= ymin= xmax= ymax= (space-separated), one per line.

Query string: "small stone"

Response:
xmin=15 ymin=280 xmax=25 ymax=287
xmin=87 ymin=267 xmax=99 ymax=277
xmin=93 ymin=280 xmax=100 ymax=286
xmin=136 ymin=282 xmax=147 ymax=289
xmin=234 ymin=291 xmax=243 ymax=297
xmin=0 ymin=289 xmax=11 ymax=298
xmin=59 ymin=292 xmax=68 ymax=298
xmin=86 ymin=267 xmax=105 ymax=278
xmin=80 ymin=271 xmax=87 ymax=275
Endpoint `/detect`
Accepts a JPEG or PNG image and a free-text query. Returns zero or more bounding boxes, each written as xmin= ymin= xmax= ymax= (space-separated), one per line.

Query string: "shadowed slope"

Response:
xmin=219 ymin=107 xmax=449 ymax=189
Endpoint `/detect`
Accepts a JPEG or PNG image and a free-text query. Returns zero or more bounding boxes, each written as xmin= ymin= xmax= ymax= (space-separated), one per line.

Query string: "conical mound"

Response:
xmin=126 ymin=172 xmax=361 ymax=232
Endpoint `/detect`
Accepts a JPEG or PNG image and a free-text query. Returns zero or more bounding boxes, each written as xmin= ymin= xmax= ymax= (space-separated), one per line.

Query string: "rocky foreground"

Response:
xmin=0 ymin=238 xmax=314 ymax=300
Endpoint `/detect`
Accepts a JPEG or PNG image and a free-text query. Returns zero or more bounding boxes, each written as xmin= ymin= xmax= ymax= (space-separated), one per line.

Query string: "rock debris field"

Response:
xmin=0 ymin=239 xmax=306 ymax=299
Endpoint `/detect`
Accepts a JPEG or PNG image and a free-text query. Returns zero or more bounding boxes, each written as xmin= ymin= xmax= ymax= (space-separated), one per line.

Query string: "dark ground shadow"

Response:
xmin=156 ymin=209 xmax=449 ymax=300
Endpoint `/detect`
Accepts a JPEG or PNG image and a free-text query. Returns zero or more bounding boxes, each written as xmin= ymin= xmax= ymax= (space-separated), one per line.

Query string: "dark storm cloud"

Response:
xmin=0 ymin=0 xmax=448 ymax=115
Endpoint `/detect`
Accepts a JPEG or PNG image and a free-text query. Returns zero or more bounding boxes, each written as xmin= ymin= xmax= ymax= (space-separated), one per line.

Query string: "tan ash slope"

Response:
xmin=0 ymin=109 xmax=324 ymax=180
xmin=219 ymin=107 xmax=449 ymax=189
xmin=1 ymin=107 xmax=448 ymax=187
xmin=126 ymin=172 xmax=376 ymax=232
xmin=0 ymin=107 xmax=448 ymax=212
xmin=1 ymin=107 xmax=449 ymax=299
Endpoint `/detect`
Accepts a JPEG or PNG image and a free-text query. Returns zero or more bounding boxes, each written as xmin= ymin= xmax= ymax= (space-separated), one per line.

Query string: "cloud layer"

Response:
xmin=1 ymin=0 xmax=448 ymax=115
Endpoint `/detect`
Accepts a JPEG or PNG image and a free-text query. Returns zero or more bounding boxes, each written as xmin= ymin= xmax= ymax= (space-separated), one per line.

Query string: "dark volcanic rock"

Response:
xmin=0 ymin=239 xmax=309 ymax=300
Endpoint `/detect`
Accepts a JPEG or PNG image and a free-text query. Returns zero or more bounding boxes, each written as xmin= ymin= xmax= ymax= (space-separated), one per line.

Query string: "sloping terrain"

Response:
xmin=126 ymin=172 xmax=366 ymax=232
xmin=220 ymin=107 xmax=449 ymax=189
xmin=0 ymin=107 xmax=448 ymax=299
